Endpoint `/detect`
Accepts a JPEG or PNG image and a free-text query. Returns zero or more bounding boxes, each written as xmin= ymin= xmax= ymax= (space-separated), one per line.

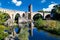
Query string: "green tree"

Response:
xmin=0 ymin=25 xmax=8 ymax=40
xmin=33 ymin=14 xmax=43 ymax=21
xmin=51 ymin=4 xmax=60 ymax=20
xmin=53 ymin=5 xmax=60 ymax=14
xmin=0 ymin=32 xmax=8 ymax=40
xmin=51 ymin=4 xmax=60 ymax=14
xmin=0 ymin=12 xmax=10 ymax=24
xmin=38 ymin=10 xmax=51 ymax=13
xmin=34 ymin=19 xmax=45 ymax=30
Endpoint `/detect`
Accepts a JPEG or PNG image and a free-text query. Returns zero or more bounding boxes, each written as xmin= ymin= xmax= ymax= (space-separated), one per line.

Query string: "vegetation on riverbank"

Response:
xmin=0 ymin=25 xmax=8 ymax=40
xmin=44 ymin=20 xmax=60 ymax=35
xmin=0 ymin=11 xmax=10 ymax=40
xmin=34 ymin=4 xmax=60 ymax=35
xmin=35 ymin=19 xmax=60 ymax=35
xmin=0 ymin=11 xmax=29 ymax=40
xmin=0 ymin=11 xmax=10 ymax=25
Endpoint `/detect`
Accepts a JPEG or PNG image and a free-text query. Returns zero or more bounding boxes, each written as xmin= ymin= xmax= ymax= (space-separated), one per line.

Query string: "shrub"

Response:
xmin=34 ymin=18 xmax=46 ymax=30
xmin=0 ymin=25 xmax=8 ymax=40
xmin=35 ymin=19 xmax=60 ymax=35
xmin=46 ymin=20 xmax=57 ymax=29
xmin=44 ymin=20 xmax=60 ymax=35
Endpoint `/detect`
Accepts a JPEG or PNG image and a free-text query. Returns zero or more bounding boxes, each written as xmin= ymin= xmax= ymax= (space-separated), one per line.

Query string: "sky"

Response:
xmin=0 ymin=0 xmax=60 ymax=12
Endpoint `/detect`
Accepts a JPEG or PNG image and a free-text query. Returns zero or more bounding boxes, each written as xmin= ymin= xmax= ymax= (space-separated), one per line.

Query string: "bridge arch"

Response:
xmin=33 ymin=13 xmax=43 ymax=21
xmin=22 ymin=13 xmax=25 ymax=17
xmin=45 ymin=14 xmax=51 ymax=20
xmin=15 ymin=13 xmax=21 ymax=24
xmin=3 ymin=13 xmax=11 ymax=19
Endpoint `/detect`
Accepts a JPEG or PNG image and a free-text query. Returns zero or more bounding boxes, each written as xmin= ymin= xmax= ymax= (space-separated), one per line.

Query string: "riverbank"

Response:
xmin=35 ymin=19 xmax=60 ymax=35
xmin=44 ymin=20 xmax=60 ymax=35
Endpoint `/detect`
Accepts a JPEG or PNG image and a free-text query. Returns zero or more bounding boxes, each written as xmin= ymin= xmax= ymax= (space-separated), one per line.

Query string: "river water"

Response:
xmin=14 ymin=27 xmax=60 ymax=40
xmin=29 ymin=28 xmax=60 ymax=40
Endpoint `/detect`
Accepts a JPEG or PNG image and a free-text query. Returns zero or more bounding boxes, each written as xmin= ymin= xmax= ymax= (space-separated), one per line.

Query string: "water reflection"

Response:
xmin=29 ymin=28 xmax=60 ymax=40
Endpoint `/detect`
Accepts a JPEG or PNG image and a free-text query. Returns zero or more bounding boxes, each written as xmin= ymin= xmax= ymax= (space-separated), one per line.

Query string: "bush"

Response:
xmin=35 ymin=19 xmax=60 ymax=35
xmin=0 ymin=12 xmax=10 ymax=25
xmin=46 ymin=20 xmax=57 ymax=29
xmin=0 ymin=32 xmax=8 ymax=40
xmin=0 ymin=25 xmax=8 ymax=39
xmin=34 ymin=18 xmax=46 ymax=30
xmin=44 ymin=20 xmax=60 ymax=35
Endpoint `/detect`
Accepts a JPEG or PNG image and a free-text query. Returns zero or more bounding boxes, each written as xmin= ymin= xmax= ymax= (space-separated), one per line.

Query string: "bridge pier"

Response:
xmin=28 ymin=4 xmax=33 ymax=36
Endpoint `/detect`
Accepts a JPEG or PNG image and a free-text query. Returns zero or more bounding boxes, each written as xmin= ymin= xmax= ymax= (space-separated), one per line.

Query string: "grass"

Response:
xmin=35 ymin=19 xmax=60 ymax=35
xmin=44 ymin=20 xmax=60 ymax=35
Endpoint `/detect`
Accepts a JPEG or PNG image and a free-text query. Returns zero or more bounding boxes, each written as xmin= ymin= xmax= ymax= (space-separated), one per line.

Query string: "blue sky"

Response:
xmin=0 ymin=0 xmax=60 ymax=12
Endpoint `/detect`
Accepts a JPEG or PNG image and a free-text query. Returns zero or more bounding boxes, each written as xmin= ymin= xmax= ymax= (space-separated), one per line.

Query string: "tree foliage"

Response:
xmin=34 ymin=19 xmax=46 ymax=30
xmin=0 ymin=11 xmax=10 ymax=24
xmin=0 ymin=25 xmax=8 ymax=40
xmin=51 ymin=4 xmax=60 ymax=20
xmin=38 ymin=10 xmax=51 ymax=13
xmin=52 ymin=4 xmax=60 ymax=14
xmin=33 ymin=14 xmax=43 ymax=21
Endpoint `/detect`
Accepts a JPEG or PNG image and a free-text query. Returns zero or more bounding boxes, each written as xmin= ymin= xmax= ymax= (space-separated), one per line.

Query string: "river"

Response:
xmin=29 ymin=28 xmax=60 ymax=40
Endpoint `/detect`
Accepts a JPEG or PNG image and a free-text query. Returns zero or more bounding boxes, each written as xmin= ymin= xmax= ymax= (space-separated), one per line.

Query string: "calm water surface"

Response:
xmin=29 ymin=28 xmax=60 ymax=40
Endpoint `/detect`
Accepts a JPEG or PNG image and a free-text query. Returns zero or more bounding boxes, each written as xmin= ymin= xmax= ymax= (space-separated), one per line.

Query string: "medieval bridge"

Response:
xmin=0 ymin=8 xmax=51 ymax=20
xmin=0 ymin=4 xmax=51 ymax=36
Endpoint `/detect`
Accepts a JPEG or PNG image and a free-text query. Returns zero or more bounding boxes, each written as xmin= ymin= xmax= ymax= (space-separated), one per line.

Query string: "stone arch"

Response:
xmin=22 ymin=13 xmax=25 ymax=17
xmin=15 ymin=13 xmax=21 ymax=24
xmin=4 ymin=13 xmax=11 ymax=18
xmin=3 ymin=13 xmax=11 ymax=20
xmin=45 ymin=14 xmax=51 ymax=20
xmin=33 ymin=13 xmax=43 ymax=21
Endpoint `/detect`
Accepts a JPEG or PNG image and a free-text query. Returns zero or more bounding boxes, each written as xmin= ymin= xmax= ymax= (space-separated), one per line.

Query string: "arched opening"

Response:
xmin=3 ymin=13 xmax=11 ymax=21
xmin=33 ymin=14 xmax=43 ymax=21
xmin=15 ymin=13 xmax=20 ymax=24
xmin=22 ymin=13 xmax=25 ymax=17
xmin=0 ymin=12 xmax=10 ymax=25
xmin=45 ymin=14 xmax=51 ymax=20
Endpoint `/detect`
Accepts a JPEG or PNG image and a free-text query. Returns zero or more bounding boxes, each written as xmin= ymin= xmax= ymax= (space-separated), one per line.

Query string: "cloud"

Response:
xmin=12 ymin=0 xmax=22 ymax=6
xmin=16 ymin=1 xmax=22 ymax=6
xmin=41 ymin=0 xmax=46 ymax=3
xmin=43 ymin=3 xmax=57 ymax=11
xmin=12 ymin=0 xmax=17 ymax=3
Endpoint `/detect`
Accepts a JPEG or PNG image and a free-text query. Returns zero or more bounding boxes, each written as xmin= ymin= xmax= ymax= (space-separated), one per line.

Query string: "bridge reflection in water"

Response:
xmin=18 ymin=17 xmax=34 ymax=36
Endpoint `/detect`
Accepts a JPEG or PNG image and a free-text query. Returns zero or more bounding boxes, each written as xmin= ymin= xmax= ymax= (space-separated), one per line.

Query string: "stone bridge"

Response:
xmin=0 ymin=8 xmax=51 ymax=20
xmin=29 ymin=12 xmax=50 ymax=19
xmin=0 ymin=4 xmax=51 ymax=36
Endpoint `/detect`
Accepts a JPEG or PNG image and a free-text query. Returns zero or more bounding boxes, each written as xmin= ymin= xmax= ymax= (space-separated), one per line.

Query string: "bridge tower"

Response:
xmin=28 ymin=4 xmax=33 ymax=36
